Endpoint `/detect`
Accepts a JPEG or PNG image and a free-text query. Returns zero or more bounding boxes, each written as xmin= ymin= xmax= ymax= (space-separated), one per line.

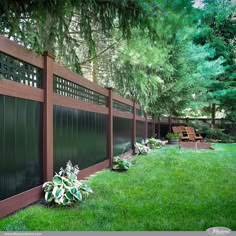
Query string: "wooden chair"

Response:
xmin=172 ymin=126 xmax=189 ymax=141
xmin=185 ymin=127 xmax=203 ymax=141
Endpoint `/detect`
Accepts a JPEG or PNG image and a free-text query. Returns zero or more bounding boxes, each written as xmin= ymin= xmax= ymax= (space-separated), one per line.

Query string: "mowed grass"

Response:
xmin=0 ymin=143 xmax=236 ymax=231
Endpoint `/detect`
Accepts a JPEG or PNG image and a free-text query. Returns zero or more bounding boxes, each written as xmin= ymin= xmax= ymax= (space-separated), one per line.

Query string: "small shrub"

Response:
xmin=165 ymin=133 xmax=181 ymax=139
xmin=113 ymin=156 xmax=132 ymax=170
xmin=42 ymin=161 xmax=93 ymax=206
xmin=147 ymin=138 xmax=164 ymax=149
xmin=188 ymin=120 xmax=235 ymax=142
xmin=134 ymin=142 xmax=150 ymax=155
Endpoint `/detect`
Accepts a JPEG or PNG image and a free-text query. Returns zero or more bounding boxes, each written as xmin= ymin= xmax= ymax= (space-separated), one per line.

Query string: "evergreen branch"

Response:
xmin=80 ymin=35 xmax=123 ymax=65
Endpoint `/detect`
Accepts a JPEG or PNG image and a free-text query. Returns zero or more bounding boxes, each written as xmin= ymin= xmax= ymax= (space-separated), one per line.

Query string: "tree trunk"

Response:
xmin=92 ymin=59 xmax=98 ymax=83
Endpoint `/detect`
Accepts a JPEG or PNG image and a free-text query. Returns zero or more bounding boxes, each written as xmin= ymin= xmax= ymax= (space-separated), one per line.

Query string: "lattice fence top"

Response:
xmin=136 ymin=108 xmax=145 ymax=117
xmin=113 ymin=99 xmax=133 ymax=113
xmin=0 ymin=52 xmax=42 ymax=88
xmin=53 ymin=75 xmax=108 ymax=106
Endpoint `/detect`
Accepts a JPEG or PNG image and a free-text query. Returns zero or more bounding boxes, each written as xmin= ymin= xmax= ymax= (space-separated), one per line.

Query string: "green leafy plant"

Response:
xmin=42 ymin=161 xmax=93 ymax=206
xmin=113 ymin=156 xmax=132 ymax=171
xmin=134 ymin=142 xmax=150 ymax=155
xmin=188 ymin=120 xmax=235 ymax=143
xmin=165 ymin=133 xmax=181 ymax=140
xmin=147 ymin=138 xmax=164 ymax=149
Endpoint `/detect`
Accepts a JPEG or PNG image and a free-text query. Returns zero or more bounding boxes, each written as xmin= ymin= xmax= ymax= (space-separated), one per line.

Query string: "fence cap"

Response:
xmin=43 ymin=51 xmax=56 ymax=60
xmin=105 ymin=86 xmax=113 ymax=90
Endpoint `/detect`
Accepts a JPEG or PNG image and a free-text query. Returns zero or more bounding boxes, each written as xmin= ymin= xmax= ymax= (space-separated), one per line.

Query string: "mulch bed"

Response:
xmin=179 ymin=141 xmax=214 ymax=150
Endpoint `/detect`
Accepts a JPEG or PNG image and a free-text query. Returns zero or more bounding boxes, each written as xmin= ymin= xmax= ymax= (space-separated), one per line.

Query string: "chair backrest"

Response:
xmin=172 ymin=126 xmax=181 ymax=134
xmin=179 ymin=126 xmax=187 ymax=133
xmin=172 ymin=126 xmax=189 ymax=139
xmin=172 ymin=126 xmax=187 ymax=133
xmin=185 ymin=127 xmax=197 ymax=141
xmin=186 ymin=126 xmax=196 ymax=134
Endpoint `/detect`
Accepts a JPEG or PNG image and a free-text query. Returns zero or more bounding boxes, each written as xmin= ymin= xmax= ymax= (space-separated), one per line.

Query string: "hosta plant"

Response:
xmin=147 ymin=138 xmax=164 ymax=149
xmin=42 ymin=161 xmax=93 ymax=206
xmin=113 ymin=156 xmax=132 ymax=171
xmin=134 ymin=142 xmax=150 ymax=155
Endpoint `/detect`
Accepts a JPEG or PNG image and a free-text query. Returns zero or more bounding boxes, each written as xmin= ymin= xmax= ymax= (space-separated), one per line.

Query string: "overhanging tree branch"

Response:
xmin=80 ymin=35 xmax=123 ymax=65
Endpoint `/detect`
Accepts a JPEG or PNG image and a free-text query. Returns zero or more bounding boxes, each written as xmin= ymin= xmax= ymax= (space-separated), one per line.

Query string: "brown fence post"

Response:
xmin=132 ymin=101 xmax=137 ymax=153
xmin=43 ymin=51 xmax=55 ymax=182
xmin=107 ymin=87 xmax=113 ymax=168
xmin=152 ymin=114 xmax=156 ymax=138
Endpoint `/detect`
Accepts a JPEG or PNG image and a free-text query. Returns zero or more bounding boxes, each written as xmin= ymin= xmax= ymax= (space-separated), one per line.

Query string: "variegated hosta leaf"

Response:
xmin=73 ymin=179 xmax=82 ymax=187
xmin=60 ymin=196 xmax=70 ymax=205
xmin=65 ymin=191 xmax=74 ymax=201
xmin=73 ymin=191 xmax=82 ymax=201
xmin=69 ymin=187 xmax=82 ymax=201
xmin=45 ymin=191 xmax=54 ymax=202
xmin=53 ymin=175 xmax=63 ymax=185
xmin=42 ymin=182 xmax=53 ymax=192
xmin=69 ymin=187 xmax=77 ymax=195
xmin=62 ymin=177 xmax=73 ymax=188
xmin=52 ymin=187 xmax=64 ymax=199
xmin=80 ymin=184 xmax=93 ymax=193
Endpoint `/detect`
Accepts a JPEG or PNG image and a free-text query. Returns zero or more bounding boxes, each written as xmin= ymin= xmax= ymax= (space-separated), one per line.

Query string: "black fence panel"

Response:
xmin=53 ymin=105 xmax=108 ymax=172
xmin=148 ymin=122 xmax=153 ymax=138
xmin=0 ymin=95 xmax=43 ymax=201
xmin=159 ymin=124 xmax=169 ymax=139
xmin=136 ymin=120 xmax=145 ymax=143
xmin=113 ymin=117 xmax=132 ymax=156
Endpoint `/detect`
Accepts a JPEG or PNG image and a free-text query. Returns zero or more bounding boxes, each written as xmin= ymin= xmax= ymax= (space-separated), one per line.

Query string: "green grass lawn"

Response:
xmin=0 ymin=143 xmax=236 ymax=231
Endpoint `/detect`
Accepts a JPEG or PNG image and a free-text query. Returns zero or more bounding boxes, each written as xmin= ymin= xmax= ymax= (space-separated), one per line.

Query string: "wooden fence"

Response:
xmin=0 ymin=35 xmax=234 ymax=218
xmin=0 ymin=35 xmax=155 ymax=218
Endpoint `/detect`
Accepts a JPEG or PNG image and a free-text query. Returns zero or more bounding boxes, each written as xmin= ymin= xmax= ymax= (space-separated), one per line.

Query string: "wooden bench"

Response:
xmin=172 ymin=126 xmax=189 ymax=141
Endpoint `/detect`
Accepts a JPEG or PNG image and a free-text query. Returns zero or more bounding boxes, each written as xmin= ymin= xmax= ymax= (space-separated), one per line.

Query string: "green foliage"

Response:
xmin=192 ymin=0 xmax=236 ymax=121
xmin=188 ymin=120 xmax=235 ymax=142
xmin=111 ymin=1 xmax=197 ymax=114
xmin=147 ymin=138 xmax=164 ymax=149
xmin=165 ymin=133 xmax=181 ymax=139
xmin=0 ymin=0 xmax=160 ymax=74
xmin=134 ymin=142 xmax=150 ymax=155
xmin=42 ymin=161 xmax=93 ymax=206
xmin=113 ymin=156 xmax=132 ymax=171
xmin=180 ymin=42 xmax=225 ymax=115
xmin=1 ymin=0 xmax=234 ymax=119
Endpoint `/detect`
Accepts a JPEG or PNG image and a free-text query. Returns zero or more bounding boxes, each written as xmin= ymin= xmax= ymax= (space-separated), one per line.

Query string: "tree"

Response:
xmin=193 ymin=0 xmax=236 ymax=121
xmin=81 ymin=0 xmax=197 ymax=114
xmin=0 ymin=0 xmax=159 ymax=73
xmin=1 ymin=0 xmax=233 ymax=121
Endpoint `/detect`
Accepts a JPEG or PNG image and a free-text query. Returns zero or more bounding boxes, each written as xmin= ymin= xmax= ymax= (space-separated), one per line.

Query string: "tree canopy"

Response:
xmin=0 ymin=0 xmax=235 ymax=121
